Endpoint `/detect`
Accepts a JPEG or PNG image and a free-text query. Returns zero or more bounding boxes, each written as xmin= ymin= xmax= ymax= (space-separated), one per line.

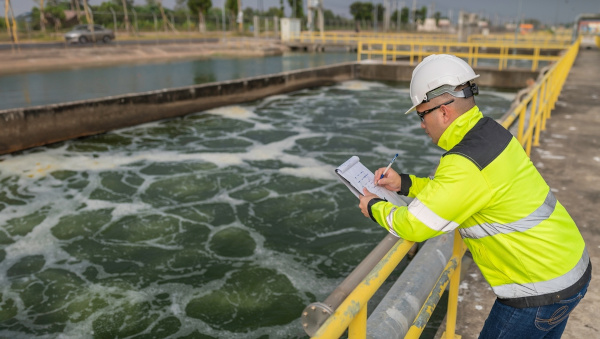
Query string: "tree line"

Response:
xmin=1 ymin=0 xmax=351 ymax=33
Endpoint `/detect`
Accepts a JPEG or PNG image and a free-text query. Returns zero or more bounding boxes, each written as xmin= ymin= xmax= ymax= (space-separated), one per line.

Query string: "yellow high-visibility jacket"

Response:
xmin=368 ymin=106 xmax=590 ymax=307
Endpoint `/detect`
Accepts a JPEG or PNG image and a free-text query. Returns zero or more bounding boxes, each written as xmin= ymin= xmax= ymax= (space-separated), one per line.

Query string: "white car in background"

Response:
xmin=64 ymin=24 xmax=115 ymax=44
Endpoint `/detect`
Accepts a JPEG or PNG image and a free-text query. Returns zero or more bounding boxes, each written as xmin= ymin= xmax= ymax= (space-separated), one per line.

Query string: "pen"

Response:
xmin=379 ymin=153 xmax=399 ymax=181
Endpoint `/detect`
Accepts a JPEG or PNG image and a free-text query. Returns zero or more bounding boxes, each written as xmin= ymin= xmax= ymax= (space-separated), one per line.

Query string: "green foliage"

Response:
xmin=375 ymin=4 xmax=384 ymax=22
xmin=243 ymin=7 xmax=256 ymax=19
xmin=225 ymin=0 xmax=237 ymax=15
xmin=414 ymin=5 xmax=427 ymax=23
xmin=96 ymin=2 xmax=120 ymax=11
xmin=391 ymin=7 xmax=410 ymax=25
xmin=111 ymin=0 xmax=135 ymax=7
xmin=263 ymin=7 xmax=283 ymax=18
xmin=287 ymin=0 xmax=304 ymax=18
xmin=107 ymin=0 xmax=134 ymax=10
xmin=240 ymin=5 xmax=283 ymax=18
xmin=188 ymin=0 xmax=212 ymax=15
xmin=433 ymin=11 xmax=441 ymax=24
xmin=323 ymin=9 xmax=335 ymax=21
xmin=45 ymin=0 xmax=68 ymax=7
xmin=207 ymin=7 xmax=223 ymax=17
xmin=45 ymin=6 xmax=66 ymax=21
xmin=402 ymin=7 xmax=410 ymax=22
xmin=350 ymin=2 xmax=373 ymax=21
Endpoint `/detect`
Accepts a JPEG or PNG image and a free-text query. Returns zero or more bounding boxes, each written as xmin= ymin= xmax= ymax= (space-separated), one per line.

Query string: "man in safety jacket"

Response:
xmin=358 ymin=54 xmax=591 ymax=339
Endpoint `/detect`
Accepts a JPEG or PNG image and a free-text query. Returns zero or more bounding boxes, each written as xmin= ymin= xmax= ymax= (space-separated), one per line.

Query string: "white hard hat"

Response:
xmin=405 ymin=54 xmax=480 ymax=114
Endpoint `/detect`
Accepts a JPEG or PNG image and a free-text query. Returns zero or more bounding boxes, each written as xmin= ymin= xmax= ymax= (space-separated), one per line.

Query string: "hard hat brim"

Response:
xmin=404 ymin=104 xmax=418 ymax=115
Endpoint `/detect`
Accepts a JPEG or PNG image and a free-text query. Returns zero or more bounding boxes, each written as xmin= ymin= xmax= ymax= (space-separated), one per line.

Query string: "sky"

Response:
xmin=7 ymin=0 xmax=600 ymax=25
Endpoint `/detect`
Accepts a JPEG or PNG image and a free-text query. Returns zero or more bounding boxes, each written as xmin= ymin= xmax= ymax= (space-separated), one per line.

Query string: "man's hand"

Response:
xmin=373 ymin=167 xmax=402 ymax=192
xmin=359 ymin=188 xmax=380 ymax=218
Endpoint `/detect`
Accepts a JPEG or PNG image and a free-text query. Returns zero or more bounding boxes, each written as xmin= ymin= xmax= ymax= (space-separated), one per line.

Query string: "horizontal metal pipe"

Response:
xmin=366 ymin=232 xmax=455 ymax=339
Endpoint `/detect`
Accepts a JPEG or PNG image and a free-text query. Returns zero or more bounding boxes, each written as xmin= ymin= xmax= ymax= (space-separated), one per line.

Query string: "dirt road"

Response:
xmin=0 ymin=40 xmax=288 ymax=75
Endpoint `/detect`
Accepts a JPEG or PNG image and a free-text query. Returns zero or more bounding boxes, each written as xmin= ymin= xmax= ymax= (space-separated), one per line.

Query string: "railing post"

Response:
xmin=443 ymin=229 xmax=464 ymax=339
xmin=348 ymin=305 xmax=367 ymax=339
xmin=532 ymin=47 xmax=540 ymax=71
xmin=530 ymin=91 xmax=539 ymax=147
xmin=383 ymin=41 xmax=387 ymax=64
xmin=357 ymin=40 xmax=362 ymax=62
xmin=542 ymin=77 xmax=552 ymax=130
xmin=517 ymin=105 xmax=526 ymax=142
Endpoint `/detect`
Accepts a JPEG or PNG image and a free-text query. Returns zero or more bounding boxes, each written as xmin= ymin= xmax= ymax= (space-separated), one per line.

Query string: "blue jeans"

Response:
xmin=479 ymin=279 xmax=590 ymax=339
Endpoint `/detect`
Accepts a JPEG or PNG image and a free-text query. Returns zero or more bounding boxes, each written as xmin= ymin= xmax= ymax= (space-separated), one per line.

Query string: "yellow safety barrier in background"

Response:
xmin=468 ymin=33 xmax=572 ymax=45
xmin=501 ymin=37 xmax=581 ymax=155
xmin=356 ymin=39 xmax=565 ymax=71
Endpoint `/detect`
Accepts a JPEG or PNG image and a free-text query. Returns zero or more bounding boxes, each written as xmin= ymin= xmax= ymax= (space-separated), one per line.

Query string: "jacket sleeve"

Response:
xmin=370 ymin=155 xmax=492 ymax=242
xmin=400 ymin=174 xmax=431 ymax=198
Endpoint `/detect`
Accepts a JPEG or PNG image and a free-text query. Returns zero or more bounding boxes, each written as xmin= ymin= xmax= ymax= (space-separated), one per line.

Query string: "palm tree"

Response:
xmin=36 ymin=0 xmax=48 ymax=33
xmin=121 ymin=0 xmax=131 ymax=33
xmin=4 ymin=0 xmax=19 ymax=47
xmin=157 ymin=0 xmax=178 ymax=33
xmin=188 ymin=0 xmax=212 ymax=33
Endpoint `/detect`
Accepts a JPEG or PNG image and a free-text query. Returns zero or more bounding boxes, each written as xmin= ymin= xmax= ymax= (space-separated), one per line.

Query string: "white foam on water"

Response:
xmin=1 ymin=149 xmax=248 ymax=178
xmin=253 ymin=93 xmax=291 ymax=108
xmin=335 ymin=80 xmax=386 ymax=91
xmin=203 ymin=105 xmax=259 ymax=120
xmin=279 ymin=165 xmax=335 ymax=181
xmin=85 ymin=200 xmax=150 ymax=218
xmin=486 ymin=91 xmax=516 ymax=101
xmin=0 ymin=152 xmax=120 ymax=179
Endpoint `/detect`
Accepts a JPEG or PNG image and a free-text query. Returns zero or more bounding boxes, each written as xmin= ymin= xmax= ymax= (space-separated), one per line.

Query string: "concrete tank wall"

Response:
xmin=0 ymin=62 xmax=355 ymax=155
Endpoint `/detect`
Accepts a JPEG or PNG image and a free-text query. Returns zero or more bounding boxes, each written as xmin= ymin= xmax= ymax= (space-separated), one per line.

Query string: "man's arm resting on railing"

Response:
xmin=359 ymin=157 xmax=491 ymax=243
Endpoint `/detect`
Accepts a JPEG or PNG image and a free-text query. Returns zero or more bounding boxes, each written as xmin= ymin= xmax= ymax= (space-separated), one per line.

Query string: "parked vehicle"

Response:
xmin=64 ymin=25 xmax=115 ymax=44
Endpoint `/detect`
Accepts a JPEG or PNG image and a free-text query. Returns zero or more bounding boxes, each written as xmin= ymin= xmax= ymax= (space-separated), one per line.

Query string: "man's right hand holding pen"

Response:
xmin=374 ymin=167 xmax=402 ymax=192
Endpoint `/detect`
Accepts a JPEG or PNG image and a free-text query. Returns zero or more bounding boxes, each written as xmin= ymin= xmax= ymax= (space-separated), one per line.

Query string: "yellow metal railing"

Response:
xmin=311 ymin=230 xmax=466 ymax=339
xmin=357 ymin=39 xmax=565 ymax=71
xmin=501 ymin=37 xmax=581 ymax=156
xmin=468 ymin=33 xmax=572 ymax=46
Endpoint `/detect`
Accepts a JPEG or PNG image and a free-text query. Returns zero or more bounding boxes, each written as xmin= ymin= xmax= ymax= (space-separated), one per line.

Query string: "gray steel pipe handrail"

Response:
xmin=366 ymin=231 xmax=455 ymax=338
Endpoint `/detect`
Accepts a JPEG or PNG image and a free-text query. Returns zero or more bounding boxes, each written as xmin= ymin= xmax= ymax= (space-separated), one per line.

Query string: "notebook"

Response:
xmin=335 ymin=156 xmax=407 ymax=207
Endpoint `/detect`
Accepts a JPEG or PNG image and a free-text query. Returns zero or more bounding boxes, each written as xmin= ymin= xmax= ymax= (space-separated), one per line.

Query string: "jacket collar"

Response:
xmin=437 ymin=106 xmax=483 ymax=151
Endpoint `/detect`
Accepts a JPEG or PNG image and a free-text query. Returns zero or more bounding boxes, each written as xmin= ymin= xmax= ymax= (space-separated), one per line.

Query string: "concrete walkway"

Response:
xmin=436 ymin=47 xmax=600 ymax=339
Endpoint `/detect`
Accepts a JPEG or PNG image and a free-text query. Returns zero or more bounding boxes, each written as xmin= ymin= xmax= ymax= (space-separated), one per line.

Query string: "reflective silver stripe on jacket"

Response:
xmin=459 ymin=190 xmax=557 ymax=239
xmin=385 ymin=207 xmax=399 ymax=237
xmin=406 ymin=198 xmax=459 ymax=232
xmin=492 ymin=248 xmax=589 ymax=299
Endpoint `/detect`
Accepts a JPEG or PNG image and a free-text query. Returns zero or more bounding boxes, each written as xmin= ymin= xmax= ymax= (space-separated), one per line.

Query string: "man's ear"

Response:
xmin=440 ymin=105 xmax=452 ymax=123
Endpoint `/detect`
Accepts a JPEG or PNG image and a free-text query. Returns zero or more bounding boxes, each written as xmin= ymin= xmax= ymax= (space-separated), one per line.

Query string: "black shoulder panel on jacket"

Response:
xmin=443 ymin=117 xmax=513 ymax=170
